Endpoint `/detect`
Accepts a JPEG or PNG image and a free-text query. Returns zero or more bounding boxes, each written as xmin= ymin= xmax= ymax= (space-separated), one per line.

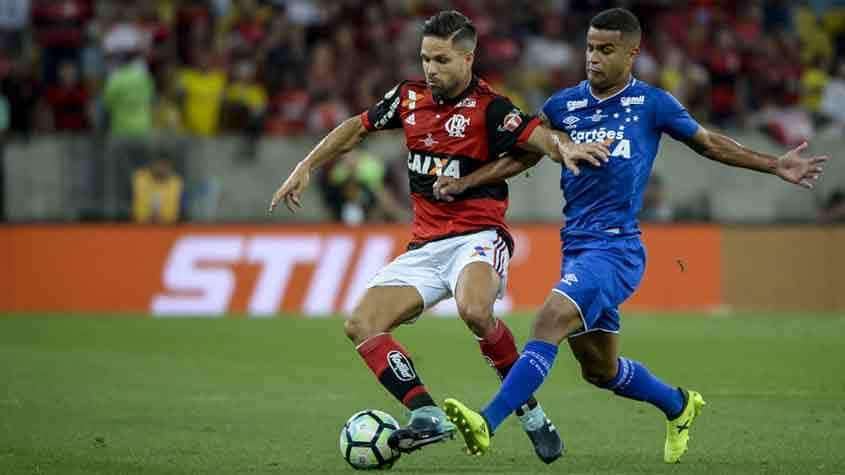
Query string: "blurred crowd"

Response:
xmin=0 ymin=0 xmax=844 ymax=223
xmin=0 ymin=0 xmax=843 ymax=140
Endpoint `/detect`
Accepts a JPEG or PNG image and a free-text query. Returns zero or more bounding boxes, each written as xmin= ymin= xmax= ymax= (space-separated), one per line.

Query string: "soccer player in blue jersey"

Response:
xmin=434 ymin=7 xmax=829 ymax=464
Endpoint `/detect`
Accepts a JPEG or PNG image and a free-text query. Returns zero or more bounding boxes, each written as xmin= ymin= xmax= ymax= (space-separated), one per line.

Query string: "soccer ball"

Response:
xmin=339 ymin=409 xmax=401 ymax=470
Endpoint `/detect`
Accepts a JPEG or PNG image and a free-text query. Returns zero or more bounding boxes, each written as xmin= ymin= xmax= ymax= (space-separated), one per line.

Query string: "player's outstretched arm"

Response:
xmin=433 ymin=152 xmax=541 ymax=202
xmin=686 ymin=128 xmax=829 ymax=189
xmin=269 ymin=117 xmax=370 ymax=213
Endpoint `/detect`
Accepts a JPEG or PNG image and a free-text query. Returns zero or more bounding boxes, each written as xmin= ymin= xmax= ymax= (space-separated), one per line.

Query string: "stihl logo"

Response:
xmin=152 ymin=235 xmax=513 ymax=317
xmin=152 ymin=235 xmax=394 ymax=317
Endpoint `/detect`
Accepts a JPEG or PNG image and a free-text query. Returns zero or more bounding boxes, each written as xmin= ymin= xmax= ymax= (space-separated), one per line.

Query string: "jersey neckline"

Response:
xmin=585 ymin=76 xmax=638 ymax=103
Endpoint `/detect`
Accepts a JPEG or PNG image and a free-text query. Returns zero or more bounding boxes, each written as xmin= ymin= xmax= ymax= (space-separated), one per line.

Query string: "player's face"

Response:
xmin=421 ymin=36 xmax=473 ymax=99
xmin=585 ymin=27 xmax=638 ymax=90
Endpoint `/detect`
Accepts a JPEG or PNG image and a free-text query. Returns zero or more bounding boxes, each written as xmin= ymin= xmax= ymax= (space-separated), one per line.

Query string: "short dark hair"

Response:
xmin=590 ymin=8 xmax=642 ymax=42
xmin=422 ymin=10 xmax=477 ymax=51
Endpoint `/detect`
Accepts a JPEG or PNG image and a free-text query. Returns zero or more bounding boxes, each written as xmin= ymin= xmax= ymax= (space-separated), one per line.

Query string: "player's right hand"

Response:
xmin=269 ymin=166 xmax=310 ymax=214
xmin=553 ymin=136 xmax=610 ymax=176
xmin=433 ymin=176 xmax=466 ymax=202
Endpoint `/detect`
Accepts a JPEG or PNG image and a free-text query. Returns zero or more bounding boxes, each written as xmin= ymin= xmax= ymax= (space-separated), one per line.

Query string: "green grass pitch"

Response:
xmin=1 ymin=314 xmax=844 ymax=474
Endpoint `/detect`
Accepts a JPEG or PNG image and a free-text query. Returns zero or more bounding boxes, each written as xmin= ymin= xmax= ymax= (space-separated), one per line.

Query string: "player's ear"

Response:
xmin=629 ymin=45 xmax=640 ymax=62
xmin=464 ymin=50 xmax=474 ymax=66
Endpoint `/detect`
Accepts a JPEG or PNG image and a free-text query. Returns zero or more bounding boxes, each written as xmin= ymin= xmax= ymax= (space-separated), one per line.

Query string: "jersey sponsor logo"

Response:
xmin=407 ymin=152 xmax=461 ymax=177
xmin=456 ymin=97 xmax=477 ymax=108
xmin=374 ymin=95 xmax=401 ymax=129
xmin=497 ymin=109 xmax=523 ymax=133
xmin=621 ymin=95 xmax=645 ymax=106
xmin=420 ymin=133 xmax=438 ymax=147
xmin=571 ymin=128 xmax=625 ymax=143
xmin=387 ymin=351 xmax=416 ymax=381
xmin=567 ymin=99 xmax=588 ymax=111
xmin=471 ymin=245 xmax=492 ymax=257
xmin=405 ymin=113 xmax=415 ymax=125
xmin=445 ymin=114 xmax=471 ymax=138
xmin=570 ymin=128 xmax=631 ymax=158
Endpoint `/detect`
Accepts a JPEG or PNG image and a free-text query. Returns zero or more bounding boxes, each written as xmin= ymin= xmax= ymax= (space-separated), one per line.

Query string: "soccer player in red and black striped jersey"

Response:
xmin=269 ymin=11 xmax=607 ymax=463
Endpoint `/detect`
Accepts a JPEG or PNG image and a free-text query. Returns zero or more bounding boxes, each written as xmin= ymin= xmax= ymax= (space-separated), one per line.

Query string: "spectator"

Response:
xmin=306 ymin=42 xmax=338 ymax=100
xmin=102 ymin=4 xmax=150 ymax=58
xmin=224 ymin=58 xmax=266 ymax=159
xmin=223 ymin=58 xmax=267 ymax=131
xmin=44 ymin=60 xmax=90 ymax=132
xmin=0 ymin=0 xmax=29 ymax=57
xmin=1 ymin=58 xmax=41 ymax=138
xmin=307 ymin=91 xmax=350 ymax=134
xmin=102 ymin=50 xmax=154 ymax=218
xmin=801 ymin=56 xmax=831 ymax=117
xmin=32 ymin=0 xmax=93 ymax=84
xmin=154 ymin=65 xmax=184 ymax=134
xmin=178 ymin=49 xmax=226 ymax=137
xmin=819 ymin=62 xmax=845 ymax=127
xmin=264 ymin=72 xmax=308 ymax=136
xmin=318 ymin=151 xmax=407 ymax=225
xmin=639 ymin=173 xmax=673 ymax=223
xmin=706 ymin=29 xmax=742 ymax=126
xmin=132 ymin=152 xmax=184 ymax=224
xmin=103 ymin=51 xmax=153 ymax=137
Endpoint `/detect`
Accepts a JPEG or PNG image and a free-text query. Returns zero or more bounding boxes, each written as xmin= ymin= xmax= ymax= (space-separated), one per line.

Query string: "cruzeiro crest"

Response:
xmin=445 ymin=114 xmax=471 ymax=138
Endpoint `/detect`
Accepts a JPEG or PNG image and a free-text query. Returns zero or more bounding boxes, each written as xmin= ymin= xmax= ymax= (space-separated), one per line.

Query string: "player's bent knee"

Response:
xmin=343 ymin=314 xmax=382 ymax=346
xmin=456 ymin=301 xmax=495 ymax=336
xmin=531 ymin=299 xmax=582 ymax=344
xmin=581 ymin=365 xmax=617 ymax=387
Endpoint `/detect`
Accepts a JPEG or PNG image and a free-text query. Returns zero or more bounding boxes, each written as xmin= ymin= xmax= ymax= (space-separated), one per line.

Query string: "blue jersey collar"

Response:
xmin=587 ymin=76 xmax=637 ymax=103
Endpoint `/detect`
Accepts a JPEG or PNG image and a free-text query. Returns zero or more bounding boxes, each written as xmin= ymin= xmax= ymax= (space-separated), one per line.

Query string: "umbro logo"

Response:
xmin=562 ymin=115 xmax=580 ymax=126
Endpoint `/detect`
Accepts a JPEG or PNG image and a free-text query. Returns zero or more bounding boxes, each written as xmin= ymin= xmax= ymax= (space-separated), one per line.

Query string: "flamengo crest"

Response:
xmin=445 ymin=114 xmax=471 ymax=138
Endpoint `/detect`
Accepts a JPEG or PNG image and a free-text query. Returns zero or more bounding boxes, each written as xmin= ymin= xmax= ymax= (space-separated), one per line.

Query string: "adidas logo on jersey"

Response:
xmin=407 ymin=152 xmax=461 ymax=178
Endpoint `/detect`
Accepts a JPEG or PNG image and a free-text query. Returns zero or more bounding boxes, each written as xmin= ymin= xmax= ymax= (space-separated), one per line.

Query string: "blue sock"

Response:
xmin=481 ymin=340 xmax=558 ymax=433
xmin=599 ymin=357 xmax=685 ymax=419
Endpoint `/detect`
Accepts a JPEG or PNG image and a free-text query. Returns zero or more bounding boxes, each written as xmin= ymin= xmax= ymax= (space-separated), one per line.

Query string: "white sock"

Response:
xmin=518 ymin=403 xmax=547 ymax=431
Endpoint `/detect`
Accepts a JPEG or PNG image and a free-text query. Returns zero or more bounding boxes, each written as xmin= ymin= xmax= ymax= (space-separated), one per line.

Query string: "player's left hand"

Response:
xmin=433 ymin=176 xmax=466 ymax=202
xmin=551 ymin=136 xmax=610 ymax=176
xmin=775 ymin=142 xmax=829 ymax=189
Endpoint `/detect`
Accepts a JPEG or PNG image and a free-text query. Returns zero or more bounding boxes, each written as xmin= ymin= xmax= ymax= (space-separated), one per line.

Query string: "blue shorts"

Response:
xmin=553 ymin=239 xmax=645 ymax=337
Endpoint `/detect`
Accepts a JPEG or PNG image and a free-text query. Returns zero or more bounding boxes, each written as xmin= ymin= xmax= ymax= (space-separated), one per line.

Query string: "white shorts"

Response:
xmin=367 ymin=229 xmax=510 ymax=312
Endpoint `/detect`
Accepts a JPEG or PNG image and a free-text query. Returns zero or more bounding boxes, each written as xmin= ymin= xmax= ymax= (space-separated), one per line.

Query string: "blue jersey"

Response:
xmin=542 ymin=78 xmax=700 ymax=249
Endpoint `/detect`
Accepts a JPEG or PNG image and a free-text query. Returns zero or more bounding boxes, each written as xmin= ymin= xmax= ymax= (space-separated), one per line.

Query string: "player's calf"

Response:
xmin=478 ymin=319 xmax=563 ymax=463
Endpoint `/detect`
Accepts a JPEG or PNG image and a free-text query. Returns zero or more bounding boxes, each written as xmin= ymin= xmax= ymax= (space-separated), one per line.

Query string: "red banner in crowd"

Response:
xmin=0 ymin=224 xmax=721 ymax=316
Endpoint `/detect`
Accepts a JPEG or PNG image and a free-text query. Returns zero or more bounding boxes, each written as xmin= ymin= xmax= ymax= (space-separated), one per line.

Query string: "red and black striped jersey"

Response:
xmin=360 ymin=77 xmax=540 ymax=253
